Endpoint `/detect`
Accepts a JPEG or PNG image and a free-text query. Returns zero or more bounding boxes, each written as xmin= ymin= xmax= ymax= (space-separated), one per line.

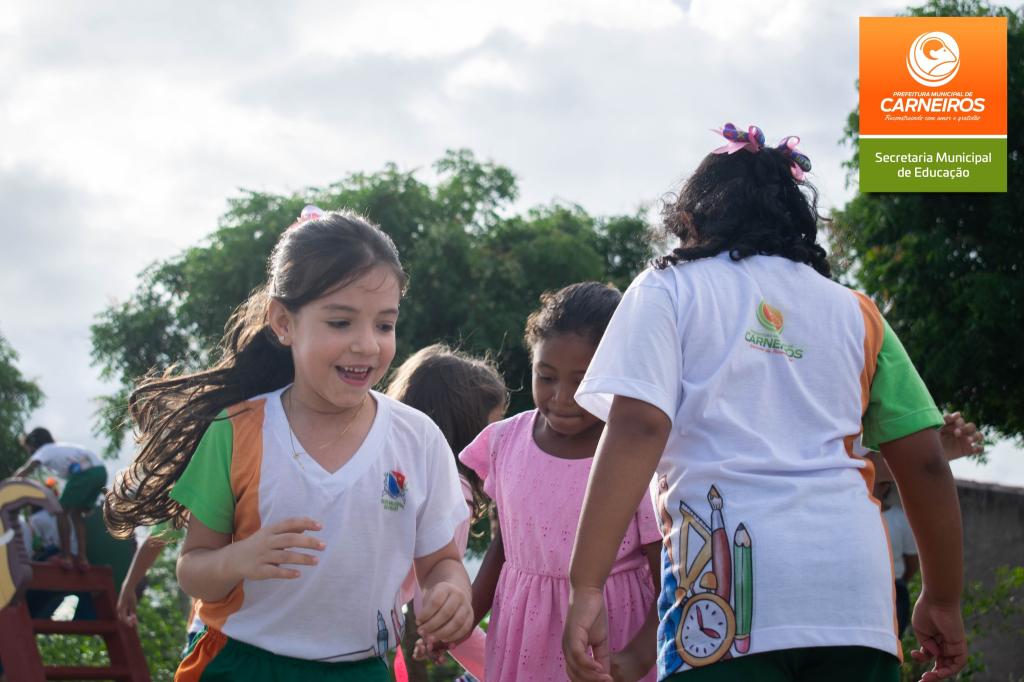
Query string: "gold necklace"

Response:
xmin=286 ymin=389 xmax=368 ymax=469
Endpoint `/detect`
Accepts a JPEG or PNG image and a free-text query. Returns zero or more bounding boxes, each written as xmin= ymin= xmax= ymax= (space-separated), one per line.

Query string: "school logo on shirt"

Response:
xmin=381 ymin=470 xmax=407 ymax=511
xmin=744 ymin=300 xmax=804 ymax=360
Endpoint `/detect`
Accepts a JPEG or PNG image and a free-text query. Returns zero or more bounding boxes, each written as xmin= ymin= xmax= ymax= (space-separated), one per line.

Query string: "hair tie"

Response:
xmin=775 ymin=136 xmax=812 ymax=181
xmin=711 ymin=123 xmax=765 ymax=155
xmin=709 ymin=123 xmax=811 ymax=181
xmin=298 ymin=205 xmax=324 ymax=222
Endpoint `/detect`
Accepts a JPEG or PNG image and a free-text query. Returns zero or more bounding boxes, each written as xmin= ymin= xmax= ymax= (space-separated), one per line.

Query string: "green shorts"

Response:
xmin=59 ymin=465 xmax=107 ymax=510
xmin=667 ymin=646 xmax=899 ymax=682
xmin=177 ymin=628 xmax=391 ymax=681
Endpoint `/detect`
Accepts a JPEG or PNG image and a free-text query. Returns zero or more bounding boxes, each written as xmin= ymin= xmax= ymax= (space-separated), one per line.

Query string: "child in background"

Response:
xmin=117 ymin=518 xmax=205 ymax=653
xmin=104 ymin=207 xmax=474 ymax=681
xmin=462 ymin=282 xmax=662 ymax=682
xmin=386 ymin=343 xmax=508 ymax=681
xmin=13 ymin=428 xmax=107 ymax=570
xmin=563 ymin=124 xmax=966 ymax=682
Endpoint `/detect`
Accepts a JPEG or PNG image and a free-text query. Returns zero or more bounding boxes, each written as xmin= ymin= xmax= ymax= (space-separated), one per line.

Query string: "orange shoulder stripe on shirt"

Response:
xmin=844 ymin=292 xmax=886 ymax=492
xmin=848 ymin=292 xmax=901 ymax=654
xmin=196 ymin=398 xmax=266 ymax=632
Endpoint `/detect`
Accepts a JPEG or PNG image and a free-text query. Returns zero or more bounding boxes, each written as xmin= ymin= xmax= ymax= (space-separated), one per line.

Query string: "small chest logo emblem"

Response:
xmin=381 ymin=470 xmax=407 ymax=511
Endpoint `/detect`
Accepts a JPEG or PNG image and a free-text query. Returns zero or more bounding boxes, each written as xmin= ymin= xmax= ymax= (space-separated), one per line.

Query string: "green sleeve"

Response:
xmin=169 ymin=410 xmax=235 ymax=534
xmin=862 ymin=320 xmax=944 ymax=450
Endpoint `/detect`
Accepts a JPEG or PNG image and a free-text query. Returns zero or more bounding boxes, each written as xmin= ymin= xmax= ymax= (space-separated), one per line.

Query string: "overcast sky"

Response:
xmin=1 ymin=0 xmax=1020 ymax=484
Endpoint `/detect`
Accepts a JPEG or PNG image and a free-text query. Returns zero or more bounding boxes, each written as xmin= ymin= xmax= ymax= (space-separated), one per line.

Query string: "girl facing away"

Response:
xmin=105 ymin=208 xmax=474 ymax=682
xmin=385 ymin=343 xmax=508 ymax=681
xmin=562 ymin=125 xmax=966 ymax=682
xmin=460 ymin=282 xmax=663 ymax=682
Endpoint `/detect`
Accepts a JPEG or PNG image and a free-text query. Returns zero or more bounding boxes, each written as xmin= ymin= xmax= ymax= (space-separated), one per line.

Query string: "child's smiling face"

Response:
xmin=531 ymin=333 xmax=602 ymax=437
xmin=272 ymin=265 xmax=400 ymax=412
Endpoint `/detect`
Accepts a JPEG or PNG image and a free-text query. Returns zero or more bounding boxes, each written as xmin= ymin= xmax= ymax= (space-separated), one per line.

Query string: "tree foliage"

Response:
xmin=0 ymin=332 xmax=44 ymax=478
xmin=830 ymin=0 xmax=1024 ymax=437
xmin=90 ymin=149 xmax=655 ymax=453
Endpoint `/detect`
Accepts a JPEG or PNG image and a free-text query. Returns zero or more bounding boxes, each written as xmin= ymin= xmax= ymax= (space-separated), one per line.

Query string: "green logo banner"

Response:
xmin=859 ymin=138 xmax=1006 ymax=192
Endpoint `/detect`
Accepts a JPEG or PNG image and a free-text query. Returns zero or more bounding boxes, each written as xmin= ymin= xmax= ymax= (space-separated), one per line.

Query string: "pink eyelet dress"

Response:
xmin=460 ymin=410 xmax=662 ymax=682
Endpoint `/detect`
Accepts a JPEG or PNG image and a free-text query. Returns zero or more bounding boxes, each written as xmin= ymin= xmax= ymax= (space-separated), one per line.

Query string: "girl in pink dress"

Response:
xmin=460 ymin=282 xmax=662 ymax=682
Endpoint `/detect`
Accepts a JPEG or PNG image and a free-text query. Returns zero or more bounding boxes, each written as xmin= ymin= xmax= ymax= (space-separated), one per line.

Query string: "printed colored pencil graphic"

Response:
xmin=733 ymin=524 xmax=753 ymax=654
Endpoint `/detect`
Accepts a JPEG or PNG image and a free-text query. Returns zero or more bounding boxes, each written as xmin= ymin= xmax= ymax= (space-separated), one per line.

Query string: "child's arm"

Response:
xmin=610 ymin=540 xmax=661 ymax=682
xmin=565 ymin=396 xmax=671 ymax=682
xmin=470 ymin=517 xmax=505 ymax=627
xmin=880 ymin=428 xmax=966 ymax=682
xmin=177 ymin=516 xmax=324 ymax=602
xmin=413 ymin=538 xmax=473 ymax=649
xmin=118 ymin=536 xmax=169 ymax=626
xmin=11 ymin=459 xmax=41 ymax=479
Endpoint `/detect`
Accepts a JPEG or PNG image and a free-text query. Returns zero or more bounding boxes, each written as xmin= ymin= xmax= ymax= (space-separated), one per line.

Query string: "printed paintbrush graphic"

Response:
xmin=708 ymin=486 xmax=732 ymax=602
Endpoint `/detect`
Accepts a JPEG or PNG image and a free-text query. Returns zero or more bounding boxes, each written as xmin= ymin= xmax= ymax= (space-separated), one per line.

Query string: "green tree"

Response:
xmin=0 ymin=332 xmax=44 ymax=479
xmin=830 ymin=0 xmax=1024 ymax=437
xmin=91 ymin=150 xmax=655 ymax=452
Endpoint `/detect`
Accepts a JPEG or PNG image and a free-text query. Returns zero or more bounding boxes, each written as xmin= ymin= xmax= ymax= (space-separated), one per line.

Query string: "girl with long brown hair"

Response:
xmin=106 ymin=207 xmax=473 ymax=681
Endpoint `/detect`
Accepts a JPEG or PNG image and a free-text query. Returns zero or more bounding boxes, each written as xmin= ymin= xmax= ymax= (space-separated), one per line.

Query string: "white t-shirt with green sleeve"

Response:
xmin=576 ymin=254 xmax=942 ymax=679
xmin=169 ymin=388 xmax=468 ymax=663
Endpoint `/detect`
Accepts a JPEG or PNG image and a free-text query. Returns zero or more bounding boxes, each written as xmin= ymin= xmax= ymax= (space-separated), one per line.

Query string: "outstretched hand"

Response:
xmin=563 ymin=587 xmax=613 ymax=682
xmin=233 ymin=517 xmax=324 ymax=581
xmin=910 ymin=593 xmax=967 ymax=682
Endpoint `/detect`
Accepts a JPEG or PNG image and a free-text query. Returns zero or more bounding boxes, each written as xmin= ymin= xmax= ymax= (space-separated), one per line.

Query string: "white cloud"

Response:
xmin=445 ymin=55 xmax=529 ymax=96
xmin=0 ymin=0 xmax=1019 ymax=488
xmin=292 ymin=0 xmax=684 ymax=59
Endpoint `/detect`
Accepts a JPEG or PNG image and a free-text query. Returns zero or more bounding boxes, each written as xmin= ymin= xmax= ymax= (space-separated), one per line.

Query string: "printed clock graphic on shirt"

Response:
xmin=677 ymin=592 xmax=737 ymax=666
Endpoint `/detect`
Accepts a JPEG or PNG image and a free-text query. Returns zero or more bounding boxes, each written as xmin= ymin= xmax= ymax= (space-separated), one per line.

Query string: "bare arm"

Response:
xmin=177 ymin=516 xmax=324 ymax=602
xmin=880 ymin=428 xmax=966 ymax=681
xmin=118 ymin=536 xmax=169 ymax=625
xmin=570 ymin=397 xmax=669 ymax=591
xmin=564 ymin=396 xmax=670 ymax=682
xmin=12 ymin=459 xmax=41 ymax=479
xmin=880 ymin=429 xmax=962 ymax=605
xmin=122 ymin=537 xmax=168 ymax=597
xmin=470 ymin=518 xmax=505 ymax=627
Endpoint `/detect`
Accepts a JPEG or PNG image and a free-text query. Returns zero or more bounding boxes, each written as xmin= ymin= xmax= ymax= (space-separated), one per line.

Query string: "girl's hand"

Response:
xmin=412 ymin=637 xmax=449 ymax=664
xmin=117 ymin=587 xmax=138 ymax=627
xmin=939 ymin=412 xmax=984 ymax=460
xmin=416 ymin=581 xmax=473 ymax=648
xmin=232 ymin=517 xmax=324 ymax=580
xmin=563 ymin=586 xmax=613 ymax=682
xmin=910 ymin=592 xmax=967 ymax=681
xmin=610 ymin=647 xmax=649 ymax=682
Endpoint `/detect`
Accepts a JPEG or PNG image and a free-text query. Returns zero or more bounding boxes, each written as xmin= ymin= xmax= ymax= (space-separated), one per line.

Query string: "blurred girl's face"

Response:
xmin=272 ymin=265 xmax=400 ymax=412
xmin=531 ymin=333 xmax=601 ymax=437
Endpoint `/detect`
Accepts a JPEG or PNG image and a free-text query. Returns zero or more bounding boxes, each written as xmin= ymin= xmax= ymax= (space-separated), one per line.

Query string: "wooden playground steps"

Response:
xmin=0 ymin=562 xmax=151 ymax=681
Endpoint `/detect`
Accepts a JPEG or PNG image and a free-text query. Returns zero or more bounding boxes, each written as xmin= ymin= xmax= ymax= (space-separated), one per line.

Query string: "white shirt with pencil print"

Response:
xmin=576 ymin=253 xmax=942 ymax=678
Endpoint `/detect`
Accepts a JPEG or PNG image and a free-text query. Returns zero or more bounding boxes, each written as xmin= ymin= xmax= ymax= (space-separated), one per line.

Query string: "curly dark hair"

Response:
xmin=656 ymin=147 xmax=831 ymax=277
xmin=104 ymin=211 xmax=407 ymax=537
xmin=524 ymin=281 xmax=622 ymax=350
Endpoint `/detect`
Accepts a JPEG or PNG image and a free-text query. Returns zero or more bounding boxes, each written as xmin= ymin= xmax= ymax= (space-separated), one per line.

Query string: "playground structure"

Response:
xmin=0 ymin=479 xmax=150 ymax=681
